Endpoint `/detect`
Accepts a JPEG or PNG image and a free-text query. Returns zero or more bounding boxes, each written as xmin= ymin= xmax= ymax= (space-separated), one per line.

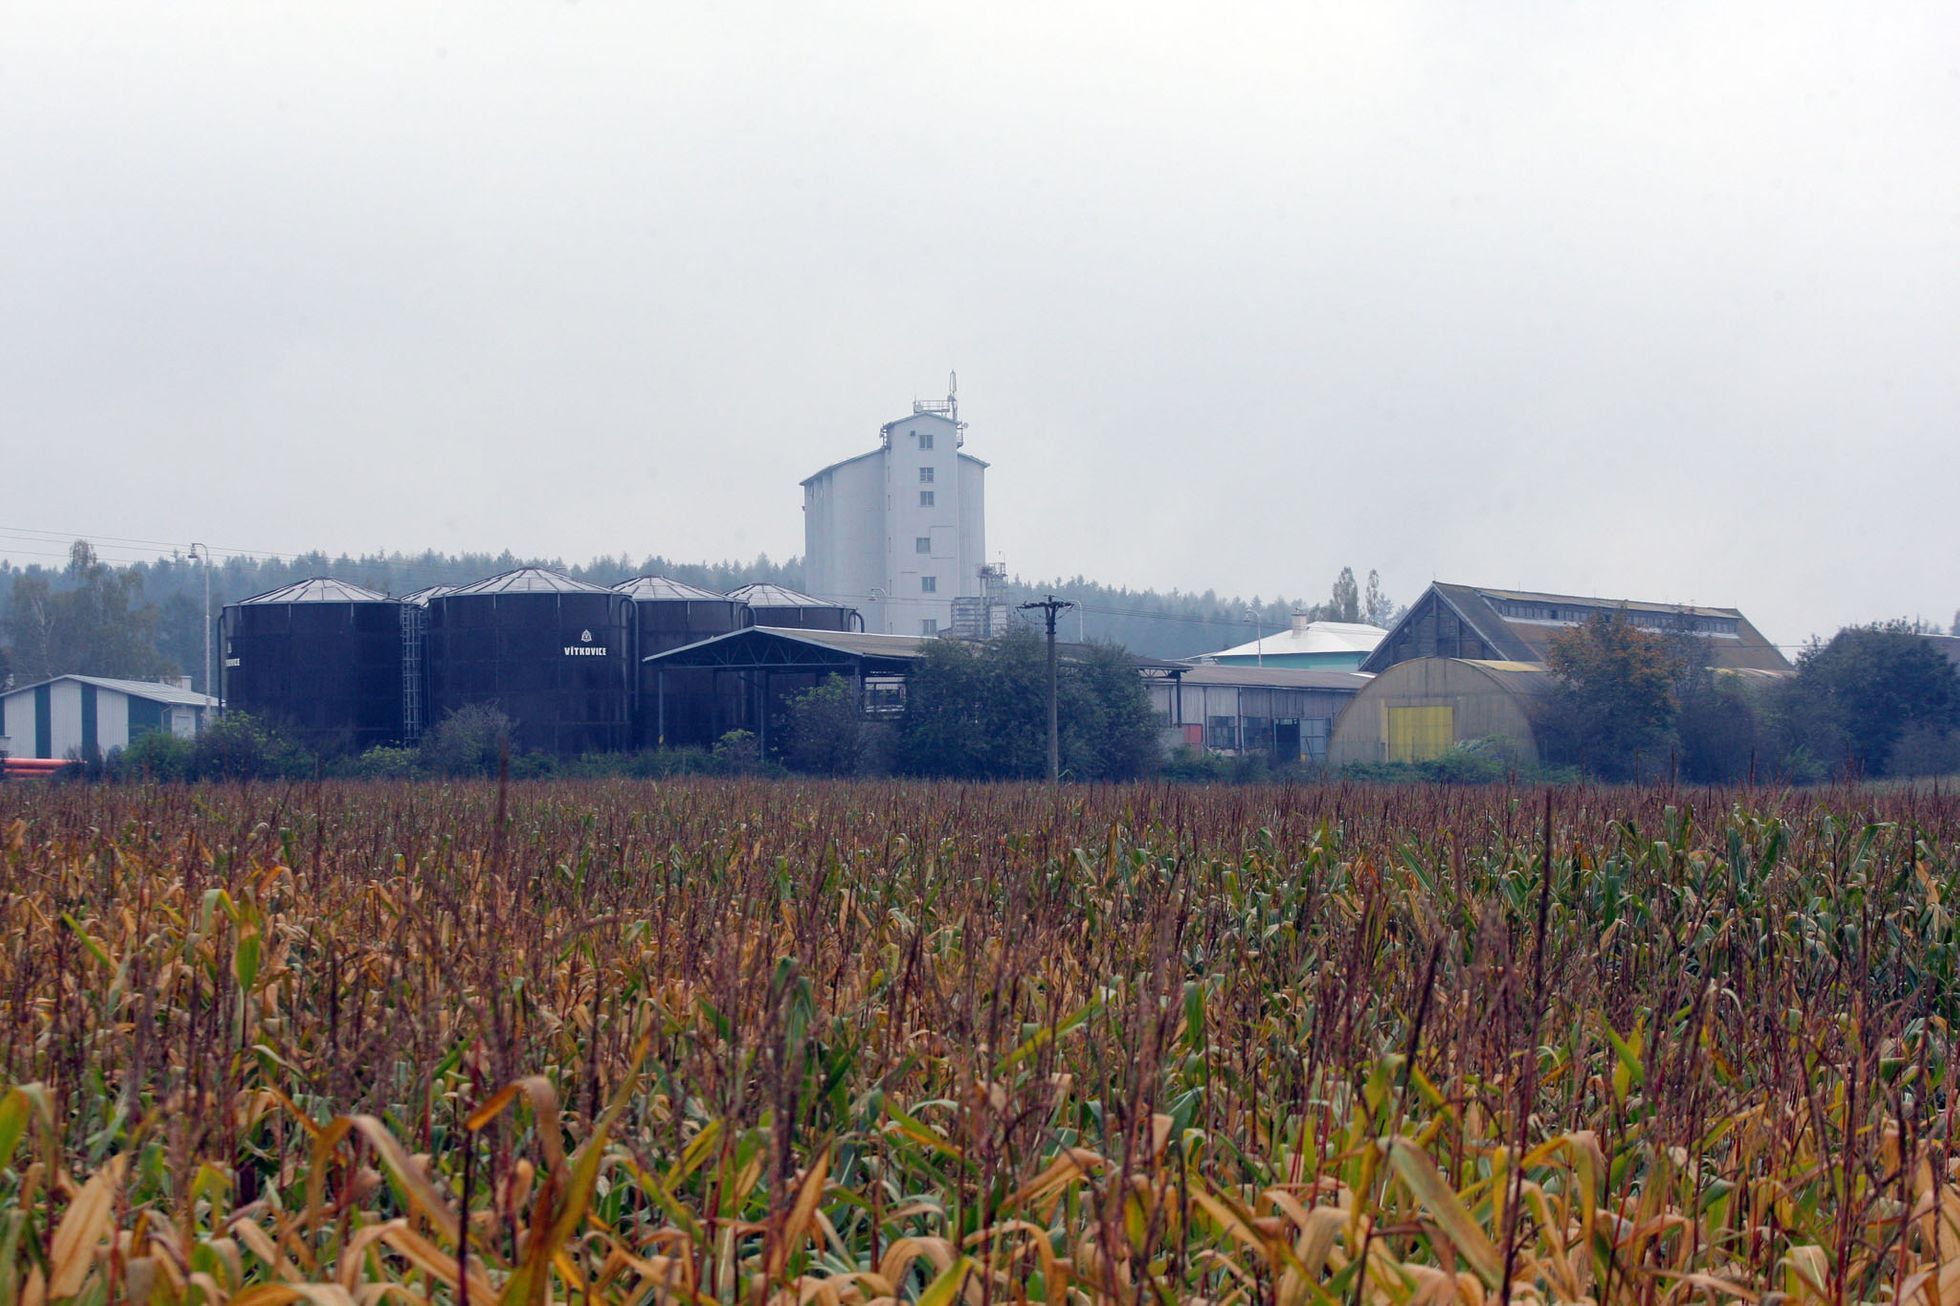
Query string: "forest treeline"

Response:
xmin=0 ymin=541 xmax=1402 ymax=691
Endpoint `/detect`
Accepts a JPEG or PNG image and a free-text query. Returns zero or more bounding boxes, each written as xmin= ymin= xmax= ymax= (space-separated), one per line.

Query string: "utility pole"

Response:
xmin=1019 ymin=594 xmax=1075 ymax=782
xmin=188 ymin=543 xmax=213 ymax=716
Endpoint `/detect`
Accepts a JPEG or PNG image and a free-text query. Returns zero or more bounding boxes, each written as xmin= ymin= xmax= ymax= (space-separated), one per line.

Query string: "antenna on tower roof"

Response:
xmin=948 ymin=370 xmax=958 ymax=429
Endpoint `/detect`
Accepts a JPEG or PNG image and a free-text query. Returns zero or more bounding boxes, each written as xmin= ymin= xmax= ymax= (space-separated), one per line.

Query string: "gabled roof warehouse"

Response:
xmin=1361 ymin=583 xmax=1791 ymax=675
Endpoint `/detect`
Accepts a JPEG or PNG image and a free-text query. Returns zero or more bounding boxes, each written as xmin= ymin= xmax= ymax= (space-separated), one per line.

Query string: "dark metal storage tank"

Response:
xmin=221 ymin=578 xmax=406 ymax=752
xmin=426 ymin=569 xmax=632 ymax=755
xmin=727 ymin=583 xmax=862 ymax=632
xmin=613 ymin=576 xmax=745 ymax=749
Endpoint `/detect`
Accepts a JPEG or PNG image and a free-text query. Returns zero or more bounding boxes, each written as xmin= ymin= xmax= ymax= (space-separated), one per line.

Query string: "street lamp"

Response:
xmin=187 ymin=543 xmax=213 ymax=714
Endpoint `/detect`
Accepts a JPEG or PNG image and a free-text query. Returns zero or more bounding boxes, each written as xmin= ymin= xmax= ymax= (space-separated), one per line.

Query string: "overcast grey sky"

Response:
xmin=3 ymin=2 xmax=1955 ymax=648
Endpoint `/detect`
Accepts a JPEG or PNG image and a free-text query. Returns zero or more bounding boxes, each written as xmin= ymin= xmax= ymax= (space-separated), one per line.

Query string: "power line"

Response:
xmin=0 ymin=543 xmax=170 ymax=564
xmin=0 ymin=525 xmax=321 ymax=564
xmin=0 ymin=525 xmax=193 ymax=551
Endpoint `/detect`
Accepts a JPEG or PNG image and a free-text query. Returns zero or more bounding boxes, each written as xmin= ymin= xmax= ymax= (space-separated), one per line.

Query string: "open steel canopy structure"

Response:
xmin=642 ymin=626 xmax=1186 ymax=751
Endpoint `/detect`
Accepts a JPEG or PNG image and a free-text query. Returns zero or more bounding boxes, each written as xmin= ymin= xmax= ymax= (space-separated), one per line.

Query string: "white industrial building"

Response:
xmin=0 ymin=674 xmax=216 ymax=760
xmin=1190 ymin=615 xmax=1388 ymax=670
xmin=802 ymin=385 xmax=988 ymax=637
xmin=1151 ymin=666 xmax=1372 ymax=764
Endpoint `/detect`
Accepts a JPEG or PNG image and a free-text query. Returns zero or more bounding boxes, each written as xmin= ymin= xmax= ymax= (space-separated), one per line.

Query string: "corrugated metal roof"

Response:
xmin=1469 ymin=586 xmax=1744 ymax=621
xmin=613 ymin=576 xmax=728 ymax=602
xmin=641 ymin=626 xmax=931 ymax=669
xmin=727 ymin=583 xmax=842 ymax=608
xmin=3 ymin=674 xmax=218 ymax=708
xmin=1175 ymin=665 xmax=1373 ymax=691
xmin=1201 ymin=620 xmax=1387 ymax=661
xmin=238 ymin=577 xmax=392 ymax=605
xmin=1716 ymin=666 xmax=1798 ymax=682
xmin=1456 ymin=659 xmax=1555 ymax=695
xmin=446 ymin=568 xmax=614 ymax=597
xmin=1363 ymin=582 xmax=1793 ymax=674
xmin=753 ymin=627 xmax=930 ymax=655
xmin=646 ymin=626 xmax=1189 ymax=674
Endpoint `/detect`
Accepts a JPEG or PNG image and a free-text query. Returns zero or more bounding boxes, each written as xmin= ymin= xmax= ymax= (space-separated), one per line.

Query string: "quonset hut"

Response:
xmin=612 ymin=576 xmax=745 ymax=747
xmin=221 ymin=578 xmax=407 ymax=751
xmin=1326 ymin=658 xmax=1552 ymax=766
xmin=426 ymin=568 xmax=632 ymax=755
xmin=727 ymin=583 xmax=861 ymax=632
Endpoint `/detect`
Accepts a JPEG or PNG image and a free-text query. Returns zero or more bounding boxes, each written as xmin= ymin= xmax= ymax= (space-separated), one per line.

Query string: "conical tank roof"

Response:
xmin=613 ymin=576 xmax=728 ymax=602
xmin=398 ymin=584 xmax=455 ymax=606
xmin=447 ymin=568 xmax=614 ymax=597
xmin=238 ymin=577 xmax=392 ymax=605
xmin=727 ymin=582 xmax=835 ymax=607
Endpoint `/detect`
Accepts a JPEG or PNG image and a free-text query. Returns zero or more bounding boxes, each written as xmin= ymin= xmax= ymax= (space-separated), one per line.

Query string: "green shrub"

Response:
xmin=711 ymin=730 xmax=763 ymax=771
xmin=420 ymin=704 xmax=517 ymax=777
xmin=335 ymin=745 xmax=424 ymax=780
xmin=112 ymin=730 xmax=196 ymax=781
xmin=192 ymin=712 xmax=317 ymax=781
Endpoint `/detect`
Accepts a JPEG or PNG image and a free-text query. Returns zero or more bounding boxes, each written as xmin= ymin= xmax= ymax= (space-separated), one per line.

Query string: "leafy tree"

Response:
xmin=1888 ymin=723 xmax=1960 ymax=778
xmin=1675 ymin=672 xmax=1770 ymax=783
xmin=1538 ymin=611 xmax=1683 ymax=780
xmin=1328 ymin=567 xmax=1361 ymax=624
xmin=898 ymin=632 xmax=1045 ymax=779
xmin=3 ymin=541 xmax=175 ymax=685
xmin=1363 ymin=570 xmax=1396 ymax=627
xmin=1776 ymin=622 xmax=1960 ymax=777
xmin=897 ymin=628 xmax=1159 ymax=780
xmin=783 ymin=676 xmax=894 ymax=776
xmin=1057 ymin=639 xmax=1161 ymax=780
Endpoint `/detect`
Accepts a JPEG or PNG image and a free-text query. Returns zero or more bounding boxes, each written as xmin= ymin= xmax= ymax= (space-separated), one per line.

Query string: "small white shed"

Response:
xmin=0 ymin=675 xmax=217 ymax=760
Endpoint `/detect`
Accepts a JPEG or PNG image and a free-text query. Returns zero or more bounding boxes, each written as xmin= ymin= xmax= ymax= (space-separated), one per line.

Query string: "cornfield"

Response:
xmin=2 ymin=777 xmax=1958 ymax=1303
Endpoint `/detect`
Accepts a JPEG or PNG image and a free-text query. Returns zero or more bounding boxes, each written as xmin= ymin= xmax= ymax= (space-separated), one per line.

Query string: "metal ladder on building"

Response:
xmin=400 ymin=606 xmax=424 ymax=742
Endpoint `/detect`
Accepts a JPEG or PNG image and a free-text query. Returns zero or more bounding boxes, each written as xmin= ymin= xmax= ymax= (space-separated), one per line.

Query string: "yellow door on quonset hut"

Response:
xmin=1387 ymin=705 xmax=1454 ymax=762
